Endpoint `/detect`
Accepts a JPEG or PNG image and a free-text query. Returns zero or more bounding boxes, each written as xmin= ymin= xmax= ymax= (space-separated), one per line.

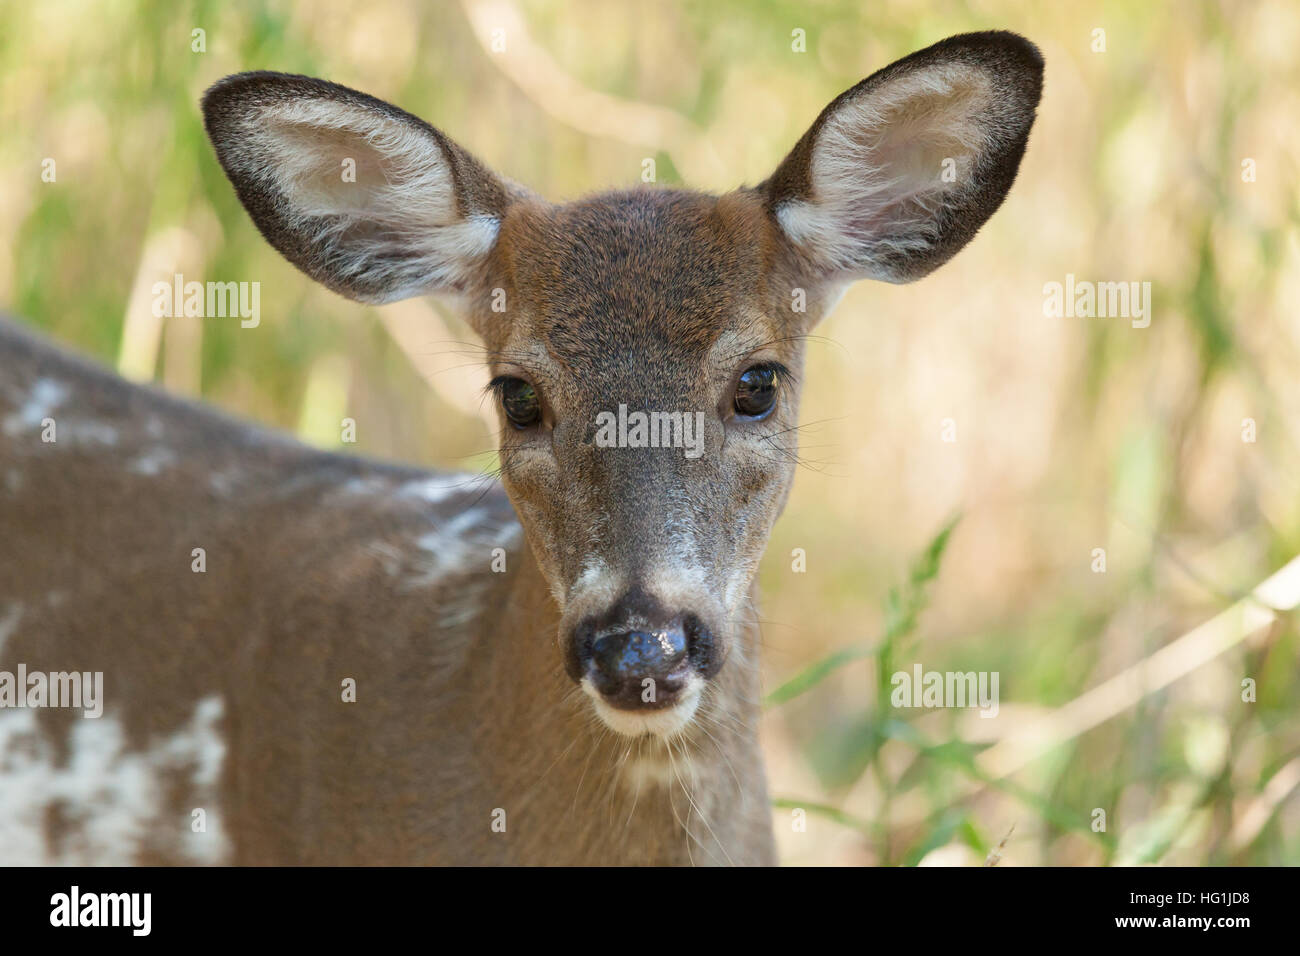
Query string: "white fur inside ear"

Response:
xmin=776 ymin=64 xmax=994 ymax=282
xmin=229 ymin=98 xmax=499 ymax=301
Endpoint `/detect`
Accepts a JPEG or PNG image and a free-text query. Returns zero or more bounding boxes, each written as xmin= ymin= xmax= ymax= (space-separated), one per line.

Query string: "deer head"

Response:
xmin=202 ymin=31 xmax=1042 ymax=740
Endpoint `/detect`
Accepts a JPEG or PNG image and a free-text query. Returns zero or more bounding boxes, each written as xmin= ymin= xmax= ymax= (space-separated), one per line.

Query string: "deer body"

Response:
xmin=0 ymin=32 xmax=1041 ymax=865
xmin=0 ymin=317 xmax=773 ymax=864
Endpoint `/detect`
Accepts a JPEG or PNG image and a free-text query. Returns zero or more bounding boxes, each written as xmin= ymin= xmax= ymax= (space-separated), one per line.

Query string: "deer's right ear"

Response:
xmin=202 ymin=72 xmax=522 ymax=304
xmin=762 ymin=31 xmax=1043 ymax=292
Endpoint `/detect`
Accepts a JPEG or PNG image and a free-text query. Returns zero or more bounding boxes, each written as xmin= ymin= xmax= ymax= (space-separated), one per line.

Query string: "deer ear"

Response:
xmin=762 ymin=31 xmax=1043 ymax=287
xmin=202 ymin=72 xmax=523 ymax=304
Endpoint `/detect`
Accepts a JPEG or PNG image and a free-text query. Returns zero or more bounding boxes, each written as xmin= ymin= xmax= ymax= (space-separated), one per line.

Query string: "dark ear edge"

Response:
xmin=200 ymin=71 xmax=515 ymax=302
xmin=760 ymin=31 xmax=1044 ymax=284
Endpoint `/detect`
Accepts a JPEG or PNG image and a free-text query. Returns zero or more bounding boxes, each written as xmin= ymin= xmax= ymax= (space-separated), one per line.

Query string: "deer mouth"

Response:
xmin=581 ymin=675 xmax=705 ymax=738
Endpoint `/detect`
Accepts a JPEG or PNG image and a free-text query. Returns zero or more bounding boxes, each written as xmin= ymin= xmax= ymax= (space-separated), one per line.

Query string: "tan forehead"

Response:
xmin=491 ymin=188 xmax=779 ymax=371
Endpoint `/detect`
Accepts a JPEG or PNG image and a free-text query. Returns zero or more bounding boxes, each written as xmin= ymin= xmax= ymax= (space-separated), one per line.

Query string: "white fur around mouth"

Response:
xmin=580 ymin=678 xmax=703 ymax=738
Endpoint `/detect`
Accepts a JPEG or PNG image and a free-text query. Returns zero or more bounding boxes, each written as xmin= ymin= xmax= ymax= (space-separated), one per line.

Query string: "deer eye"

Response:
xmin=494 ymin=377 xmax=542 ymax=429
xmin=734 ymin=364 xmax=782 ymax=420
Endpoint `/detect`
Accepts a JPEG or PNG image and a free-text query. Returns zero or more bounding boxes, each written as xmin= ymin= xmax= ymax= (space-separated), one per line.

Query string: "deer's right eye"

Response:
xmin=733 ymin=363 xmax=783 ymax=420
xmin=493 ymin=376 xmax=542 ymax=429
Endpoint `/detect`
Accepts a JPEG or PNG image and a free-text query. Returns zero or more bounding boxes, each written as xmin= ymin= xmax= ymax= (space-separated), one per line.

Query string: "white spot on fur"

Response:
xmin=397 ymin=511 xmax=520 ymax=600
xmin=364 ymin=540 xmax=405 ymax=576
xmin=401 ymin=510 xmax=488 ymax=591
xmin=3 ymin=378 xmax=68 ymax=436
xmin=67 ymin=421 xmax=119 ymax=446
xmin=208 ymin=469 xmax=242 ymax=496
xmin=395 ymin=475 xmax=467 ymax=505
xmin=337 ymin=475 xmax=388 ymax=496
xmin=0 ymin=695 xmax=229 ymax=864
xmin=128 ymin=447 xmax=178 ymax=476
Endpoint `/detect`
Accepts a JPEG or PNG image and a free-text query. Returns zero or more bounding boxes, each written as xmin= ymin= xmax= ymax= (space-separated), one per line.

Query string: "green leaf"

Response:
xmin=765 ymin=644 xmax=875 ymax=707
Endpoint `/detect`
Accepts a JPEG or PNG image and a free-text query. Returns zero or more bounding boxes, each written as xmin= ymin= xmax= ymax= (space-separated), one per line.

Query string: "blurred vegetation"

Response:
xmin=3 ymin=0 xmax=1298 ymax=864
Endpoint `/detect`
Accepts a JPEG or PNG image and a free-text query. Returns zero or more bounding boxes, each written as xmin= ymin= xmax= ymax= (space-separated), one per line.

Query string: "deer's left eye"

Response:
xmin=734 ymin=365 xmax=782 ymax=420
xmin=494 ymin=376 xmax=542 ymax=429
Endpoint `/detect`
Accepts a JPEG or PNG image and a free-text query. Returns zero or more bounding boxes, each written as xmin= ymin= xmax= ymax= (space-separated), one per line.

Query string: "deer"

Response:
xmin=0 ymin=31 xmax=1042 ymax=865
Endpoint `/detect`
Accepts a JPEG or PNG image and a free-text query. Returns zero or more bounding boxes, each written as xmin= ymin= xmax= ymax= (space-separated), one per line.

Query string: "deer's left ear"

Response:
xmin=762 ymin=31 xmax=1043 ymax=288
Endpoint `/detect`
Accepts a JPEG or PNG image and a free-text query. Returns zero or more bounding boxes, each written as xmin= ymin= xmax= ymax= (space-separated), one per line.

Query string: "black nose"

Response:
xmin=589 ymin=627 xmax=689 ymax=708
xmin=570 ymin=603 xmax=719 ymax=711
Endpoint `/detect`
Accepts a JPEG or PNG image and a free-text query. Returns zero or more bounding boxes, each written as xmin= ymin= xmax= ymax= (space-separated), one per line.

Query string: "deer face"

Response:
xmin=203 ymin=32 xmax=1041 ymax=738
xmin=480 ymin=189 xmax=808 ymax=736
